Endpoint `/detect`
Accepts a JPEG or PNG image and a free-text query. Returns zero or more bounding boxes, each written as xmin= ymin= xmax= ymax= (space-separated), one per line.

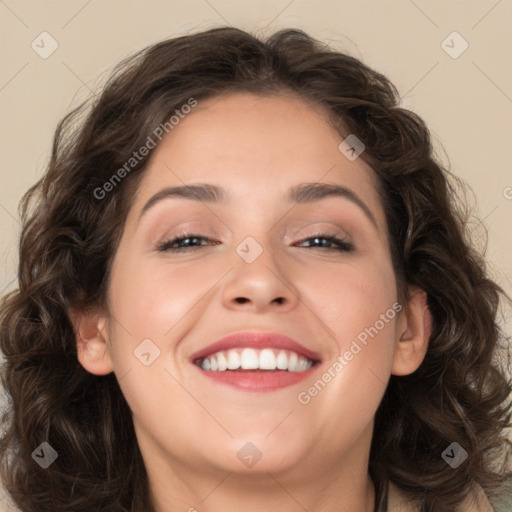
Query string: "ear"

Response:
xmin=68 ymin=306 xmax=114 ymax=376
xmin=391 ymin=286 xmax=432 ymax=376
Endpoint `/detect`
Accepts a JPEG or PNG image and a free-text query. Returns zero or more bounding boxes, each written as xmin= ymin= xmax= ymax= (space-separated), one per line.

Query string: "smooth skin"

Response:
xmin=70 ymin=92 xmax=431 ymax=512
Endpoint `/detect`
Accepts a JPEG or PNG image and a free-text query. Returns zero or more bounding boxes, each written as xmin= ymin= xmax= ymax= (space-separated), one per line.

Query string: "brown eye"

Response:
xmin=157 ymin=234 xmax=218 ymax=252
xmin=296 ymin=233 xmax=354 ymax=252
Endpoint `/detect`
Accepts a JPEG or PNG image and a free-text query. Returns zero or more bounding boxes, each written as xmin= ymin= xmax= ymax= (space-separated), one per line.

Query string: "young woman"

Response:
xmin=0 ymin=27 xmax=510 ymax=512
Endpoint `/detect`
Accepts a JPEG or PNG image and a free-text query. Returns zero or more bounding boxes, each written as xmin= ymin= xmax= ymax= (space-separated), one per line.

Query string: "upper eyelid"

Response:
xmin=284 ymin=225 xmax=351 ymax=240
xmin=158 ymin=221 xmax=353 ymax=239
xmin=160 ymin=227 xmax=351 ymax=241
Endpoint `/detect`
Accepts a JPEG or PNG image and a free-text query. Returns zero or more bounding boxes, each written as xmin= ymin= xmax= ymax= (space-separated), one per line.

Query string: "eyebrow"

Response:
xmin=137 ymin=182 xmax=378 ymax=228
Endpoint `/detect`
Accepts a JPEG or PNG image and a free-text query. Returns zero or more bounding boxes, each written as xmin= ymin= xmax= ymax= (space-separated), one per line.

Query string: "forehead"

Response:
xmin=128 ymin=92 xmax=386 ymax=231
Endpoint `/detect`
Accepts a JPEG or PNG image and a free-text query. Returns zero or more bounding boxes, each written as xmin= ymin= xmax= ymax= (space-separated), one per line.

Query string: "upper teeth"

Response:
xmin=199 ymin=348 xmax=314 ymax=372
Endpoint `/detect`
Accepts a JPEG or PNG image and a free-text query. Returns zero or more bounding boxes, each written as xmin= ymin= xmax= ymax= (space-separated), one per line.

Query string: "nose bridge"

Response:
xmin=221 ymin=231 xmax=299 ymax=312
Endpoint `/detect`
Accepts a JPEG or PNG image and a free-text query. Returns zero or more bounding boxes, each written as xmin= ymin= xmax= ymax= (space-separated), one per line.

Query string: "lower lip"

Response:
xmin=195 ymin=366 xmax=319 ymax=392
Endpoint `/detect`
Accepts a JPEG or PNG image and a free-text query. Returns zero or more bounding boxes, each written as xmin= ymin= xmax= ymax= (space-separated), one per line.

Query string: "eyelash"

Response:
xmin=156 ymin=232 xmax=354 ymax=253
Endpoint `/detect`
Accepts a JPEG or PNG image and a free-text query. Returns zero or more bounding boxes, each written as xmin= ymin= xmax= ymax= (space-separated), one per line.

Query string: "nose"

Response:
xmin=221 ymin=238 xmax=300 ymax=314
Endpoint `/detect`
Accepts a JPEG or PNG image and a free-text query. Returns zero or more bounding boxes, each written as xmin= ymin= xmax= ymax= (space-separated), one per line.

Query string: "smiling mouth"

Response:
xmin=195 ymin=347 xmax=318 ymax=372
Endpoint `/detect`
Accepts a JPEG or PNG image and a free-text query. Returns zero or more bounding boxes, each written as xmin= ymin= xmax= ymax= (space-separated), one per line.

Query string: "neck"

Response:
xmin=142 ymin=424 xmax=376 ymax=512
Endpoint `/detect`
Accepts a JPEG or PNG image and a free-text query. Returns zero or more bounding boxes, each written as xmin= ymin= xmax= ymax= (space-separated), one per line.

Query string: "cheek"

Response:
xmin=288 ymin=257 xmax=399 ymax=453
xmin=304 ymin=251 xmax=398 ymax=333
xmin=104 ymin=255 xmax=234 ymax=406
xmin=302 ymin=252 xmax=399 ymax=383
xmin=104 ymin=260 xmax=222 ymax=422
xmin=109 ymin=256 xmax=223 ymax=337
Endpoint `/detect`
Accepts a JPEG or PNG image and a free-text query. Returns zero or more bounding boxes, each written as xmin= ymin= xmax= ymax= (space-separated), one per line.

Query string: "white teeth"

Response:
xmin=298 ymin=358 xmax=308 ymax=371
xmin=240 ymin=348 xmax=259 ymax=369
xmin=199 ymin=348 xmax=315 ymax=373
xmin=259 ymin=348 xmax=277 ymax=370
xmin=217 ymin=351 xmax=227 ymax=371
xmin=276 ymin=350 xmax=288 ymax=370
xmin=288 ymin=352 xmax=298 ymax=372
xmin=227 ymin=350 xmax=241 ymax=370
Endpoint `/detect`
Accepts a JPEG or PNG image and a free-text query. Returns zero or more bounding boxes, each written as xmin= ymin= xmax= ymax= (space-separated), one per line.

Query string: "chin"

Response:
xmin=214 ymin=436 xmax=309 ymax=476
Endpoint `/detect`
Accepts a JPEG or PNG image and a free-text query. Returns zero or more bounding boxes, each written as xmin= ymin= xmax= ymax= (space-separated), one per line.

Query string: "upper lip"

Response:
xmin=190 ymin=331 xmax=322 ymax=363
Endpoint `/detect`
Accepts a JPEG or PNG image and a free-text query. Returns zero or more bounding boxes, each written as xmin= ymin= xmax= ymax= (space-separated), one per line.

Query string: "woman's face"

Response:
xmin=79 ymin=92 xmax=420 ymax=489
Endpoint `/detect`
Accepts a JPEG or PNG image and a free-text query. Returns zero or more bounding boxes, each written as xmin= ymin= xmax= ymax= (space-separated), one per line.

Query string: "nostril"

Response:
xmin=235 ymin=297 xmax=250 ymax=304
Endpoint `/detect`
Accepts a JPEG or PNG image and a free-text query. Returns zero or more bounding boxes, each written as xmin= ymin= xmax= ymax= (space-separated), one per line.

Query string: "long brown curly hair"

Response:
xmin=0 ymin=27 xmax=511 ymax=512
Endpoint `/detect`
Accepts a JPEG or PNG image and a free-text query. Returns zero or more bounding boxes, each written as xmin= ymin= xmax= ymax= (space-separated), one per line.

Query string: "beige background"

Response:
xmin=0 ymin=1 xmax=511 ymax=510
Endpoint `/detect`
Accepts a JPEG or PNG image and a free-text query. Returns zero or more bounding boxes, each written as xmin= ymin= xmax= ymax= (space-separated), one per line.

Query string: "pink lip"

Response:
xmin=190 ymin=331 xmax=322 ymax=362
xmin=195 ymin=366 xmax=319 ymax=392
xmin=190 ymin=331 xmax=322 ymax=392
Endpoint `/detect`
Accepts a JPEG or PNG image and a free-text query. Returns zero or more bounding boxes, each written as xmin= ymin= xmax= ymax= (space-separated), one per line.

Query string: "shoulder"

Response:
xmin=387 ymin=481 xmax=495 ymax=512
